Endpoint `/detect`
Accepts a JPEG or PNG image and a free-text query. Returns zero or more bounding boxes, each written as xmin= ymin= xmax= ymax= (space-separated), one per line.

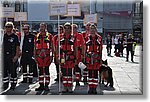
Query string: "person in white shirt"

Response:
xmin=114 ymin=35 xmax=119 ymax=53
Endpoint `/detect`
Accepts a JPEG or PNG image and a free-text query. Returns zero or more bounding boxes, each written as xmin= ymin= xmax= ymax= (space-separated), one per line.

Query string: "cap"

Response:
xmin=64 ymin=22 xmax=71 ymax=27
xmin=5 ymin=22 xmax=14 ymax=28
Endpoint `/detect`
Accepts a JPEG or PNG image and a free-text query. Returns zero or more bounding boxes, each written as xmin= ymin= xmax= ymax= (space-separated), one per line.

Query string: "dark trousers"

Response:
xmin=126 ymin=47 xmax=134 ymax=61
xmin=33 ymin=60 xmax=38 ymax=77
xmin=119 ymin=44 xmax=124 ymax=56
xmin=106 ymin=46 xmax=112 ymax=55
xmin=3 ymin=56 xmax=18 ymax=88
xmin=22 ymin=62 xmax=33 ymax=82
xmin=114 ymin=44 xmax=119 ymax=53
xmin=21 ymin=54 xmax=38 ymax=77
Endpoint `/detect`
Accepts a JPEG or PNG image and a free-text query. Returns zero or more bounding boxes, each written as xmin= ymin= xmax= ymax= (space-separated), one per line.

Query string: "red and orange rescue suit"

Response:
xmin=56 ymin=33 xmax=76 ymax=91
xmin=82 ymin=31 xmax=90 ymax=82
xmin=34 ymin=32 xmax=53 ymax=89
xmin=85 ymin=33 xmax=102 ymax=93
xmin=74 ymin=32 xmax=85 ymax=84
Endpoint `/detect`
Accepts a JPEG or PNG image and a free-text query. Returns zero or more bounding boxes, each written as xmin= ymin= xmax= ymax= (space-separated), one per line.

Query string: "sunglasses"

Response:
xmin=64 ymin=27 xmax=71 ymax=29
xmin=5 ymin=26 xmax=13 ymax=28
xmin=86 ymin=24 xmax=91 ymax=26
xmin=23 ymin=28 xmax=28 ymax=30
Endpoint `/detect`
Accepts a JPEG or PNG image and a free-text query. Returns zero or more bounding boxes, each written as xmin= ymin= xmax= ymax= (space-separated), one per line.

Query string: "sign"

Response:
xmin=49 ymin=3 xmax=67 ymax=16
xmin=84 ymin=14 xmax=98 ymax=25
xmin=2 ymin=7 xmax=14 ymax=18
xmin=65 ymin=4 xmax=81 ymax=16
xmin=103 ymin=11 xmax=132 ymax=17
xmin=14 ymin=12 xmax=27 ymax=21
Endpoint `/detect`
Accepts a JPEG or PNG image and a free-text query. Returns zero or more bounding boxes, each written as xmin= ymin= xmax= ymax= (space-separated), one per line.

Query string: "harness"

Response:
xmin=36 ymin=32 xmax=51 ymax=59
xmin=60 ymin=34 xmax=75 ymax=62
xmin=36 ymin=32 xmax=50 ymax=43
xmin=86 ymin=35 xmax=101 ymax=64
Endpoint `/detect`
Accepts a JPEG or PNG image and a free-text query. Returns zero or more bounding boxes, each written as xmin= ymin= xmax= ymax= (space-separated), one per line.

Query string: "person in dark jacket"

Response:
xmin=126 ymin=34 xmax=135 ymax=62
xmin=106 ymin=34 xmax=112 ymax=56
xmin=118 ymin=34 xmax=125 ymax=57
xmin=20 ymin=24 xmax=35 ymax=83
xmin=3 ymin=22 xmax=20 ymax=90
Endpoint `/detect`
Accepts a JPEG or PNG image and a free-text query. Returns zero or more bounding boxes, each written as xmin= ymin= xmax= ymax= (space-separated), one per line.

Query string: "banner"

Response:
xmin=14 ymin=12 xmax=27 ymax=21
xmin=49 ymin=3 xmax=67 ymax=16
xmin=65 ymin=4 xmax=81 ymax=16
xmin=2 ymin=7 xmax=14 ymax=18
xmin=84 ymin=14 xmax=98 ymax=25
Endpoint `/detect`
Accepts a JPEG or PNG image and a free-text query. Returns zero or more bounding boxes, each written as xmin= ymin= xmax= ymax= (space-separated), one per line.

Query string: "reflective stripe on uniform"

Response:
xmin=3 ymin=77 xmax=9 ymax=80
xmin=3 ymin=80 xmax=9 ymax=83
xmin=39 ymin=75 xmax=44 ymax=78
xmin=63 ymin=81 xmax=67 ymax=84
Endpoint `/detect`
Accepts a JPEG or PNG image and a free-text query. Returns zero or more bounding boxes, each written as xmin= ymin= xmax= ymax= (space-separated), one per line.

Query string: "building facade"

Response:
xmin=103 ymin=0 xmax=133 ymax=40
xmin=1 ymin=0 xmax=143 ymax=43
xmin=132 ymin=0 xmax=143 ymax=43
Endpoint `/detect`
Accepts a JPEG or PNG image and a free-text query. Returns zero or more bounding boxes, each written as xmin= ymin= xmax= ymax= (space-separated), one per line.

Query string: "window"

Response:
xmin=15 ymin=1 xmax=20 ymax=12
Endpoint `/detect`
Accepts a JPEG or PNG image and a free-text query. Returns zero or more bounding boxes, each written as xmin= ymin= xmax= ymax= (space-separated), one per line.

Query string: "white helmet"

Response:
xmin=78 ymin=62 xmax=86 ymax=70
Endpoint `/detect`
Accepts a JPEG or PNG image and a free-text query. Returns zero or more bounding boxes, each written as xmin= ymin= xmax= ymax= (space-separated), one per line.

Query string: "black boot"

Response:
xmin=3 ymin=83 xmax=9 ymax=91
xmin=83 ymin=77 xmax=87 ymax=84
xmin=29 ymin=78 xmax=33 ymax=84
xmin=88 ymin=88 xmax=93 ymax=94
xmin=21 ymin=78 xmax=27 ymax=83
xmin=10 ymin=84 xmax=16 ymax=90
xmin=76 ymin=81 xmax=80 ymax=86
xmin=92 ymin=88 xmax=97 ymax=94
xmin=35 ymin=84 xmax=44 ymax=91
xmin=44 ymin=84 xmax=49 ymax=91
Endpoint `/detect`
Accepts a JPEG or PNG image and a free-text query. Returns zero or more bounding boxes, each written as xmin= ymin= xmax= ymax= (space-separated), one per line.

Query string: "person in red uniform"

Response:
xmin=82 ymin=22 xmax=91 ymax=39
xmin=55 ymin=22 xmax=76 ymax=93
xmin=82 ymin=22 xmax=92 ymax=83
xmin=85 ymin=24 xmax=102 ymax=94
xmin=34 ymin=23 xmax=53 ymax=91
xmin=72 ymin=24 xmax=85 ymax=86
xmin=53 ymin=25 xmax=64 ymax=81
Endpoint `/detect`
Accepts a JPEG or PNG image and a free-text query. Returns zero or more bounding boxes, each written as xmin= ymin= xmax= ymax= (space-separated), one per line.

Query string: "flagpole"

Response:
xmin=58 ymin=14 xmax=61 ymax=93
xmin=90 ymin=0 xmax=92 ymax=14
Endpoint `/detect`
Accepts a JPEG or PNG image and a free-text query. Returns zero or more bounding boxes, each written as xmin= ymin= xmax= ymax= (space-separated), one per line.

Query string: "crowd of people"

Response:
xmin=2 ymin=21 xmax=102 ymax=94
xmin=106 ymin=33 xmax=136 ymax=62
xmin=2 ymin=21 xmax=137 ymax=94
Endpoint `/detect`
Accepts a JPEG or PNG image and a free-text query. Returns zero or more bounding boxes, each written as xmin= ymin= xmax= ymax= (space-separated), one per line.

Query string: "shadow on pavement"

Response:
xmin=100 ymin=84 xmax=115 ymax=91
xmin=1 ymin=83 xmax=30 ymax=95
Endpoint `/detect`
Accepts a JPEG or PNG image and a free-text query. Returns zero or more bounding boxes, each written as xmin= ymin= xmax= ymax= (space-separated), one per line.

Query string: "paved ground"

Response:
xmin=0 ymin=45 xmax=143 ymax=95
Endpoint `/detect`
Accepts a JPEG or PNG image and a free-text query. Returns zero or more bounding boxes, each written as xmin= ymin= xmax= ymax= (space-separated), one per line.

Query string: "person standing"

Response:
xmin=55 ymin=23 xmax=76 ymax=93
xmin=85 ymin=24 xmax=102 ymax=94
xmin=81 ymin=22 xmax=91 ymax=83
xmin=3 ymin=22 xmax=20 ymax=90
xmin=34 ymin=23 xmax=53 ymax=91
xmin=72 ymin=24 xmax=85 ymax=86
xmin=106 ymin=34 xmax=112 ymax=56
xmin=126 ymin=34 xmax=134 ymax=62
xmin=118 ymin=34 xmax=125 ymax=57
xmin=114 ymin=35 xmax=119 ymax=53
xmin=20 ymin=24 xmax=35 ymax=83
xmin=53 ymin=25 xmax=64 ymax=81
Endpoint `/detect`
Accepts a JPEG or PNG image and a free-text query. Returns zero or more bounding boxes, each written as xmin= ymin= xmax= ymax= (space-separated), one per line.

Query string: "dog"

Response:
xmin=99 ymin=60 xmax=114 ymax=87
